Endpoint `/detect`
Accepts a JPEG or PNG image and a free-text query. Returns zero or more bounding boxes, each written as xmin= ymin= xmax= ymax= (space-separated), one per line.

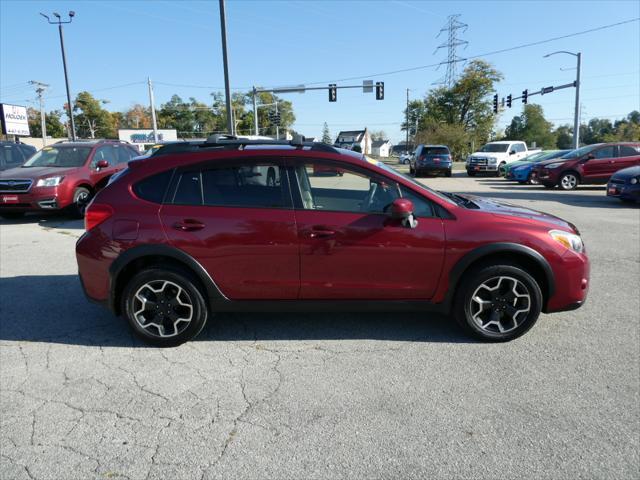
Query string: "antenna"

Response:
xmin=433 ymin=14 xmax=469 ymax=87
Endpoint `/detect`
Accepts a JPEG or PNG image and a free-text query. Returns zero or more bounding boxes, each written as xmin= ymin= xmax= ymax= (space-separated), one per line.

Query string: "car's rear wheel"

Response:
xmin=559 ymin=172 xmax=579 ymax=190
xmin=528 ymin=173 xmax=539 ymax=185
xmin=453 ymin=263 xmax=543 ymax=342
xmin=445 ymin=170 xmax=452 ymax=177
xmin=70 ymin=187 xmax=91 ymax=218
xmin=0 ymin=212 xmax=25 ymax=220
xmin=467 ymin=170 xmax=476 ymax=177
xmin=122 ymin=267 xmax=209 ymax=347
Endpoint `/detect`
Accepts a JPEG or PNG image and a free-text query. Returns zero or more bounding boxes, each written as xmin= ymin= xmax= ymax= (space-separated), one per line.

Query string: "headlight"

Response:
xmin=545 ymin=162 xmax=564 ymax=169
xmin=488 ymin=157 xmax=497 ymax=164
xmin=549 ymin=229 xmax=584 ymax=253
xmin=36 ymin=176 xmax=64 ymax=187
xmin=465 ymin=157 xmax=471 ymax=164
xmin=630 ymin=177 xmax=639 ymax=185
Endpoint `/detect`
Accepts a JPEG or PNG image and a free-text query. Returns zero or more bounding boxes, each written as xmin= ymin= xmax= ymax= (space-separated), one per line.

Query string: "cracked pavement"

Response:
xmin=1 ymin=176 xmax=638 ymax=479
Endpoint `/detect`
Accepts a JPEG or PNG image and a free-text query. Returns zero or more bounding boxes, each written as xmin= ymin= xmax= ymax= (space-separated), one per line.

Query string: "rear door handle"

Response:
xmin=173 ymin=219 xmax=205 ymax=231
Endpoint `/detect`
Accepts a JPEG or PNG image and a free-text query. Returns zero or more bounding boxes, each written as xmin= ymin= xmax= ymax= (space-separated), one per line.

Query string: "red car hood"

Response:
xmin=460 ymin=194 xmax=578 ymax=232
xmin=0 ymin=166 xmax=79 ymax=180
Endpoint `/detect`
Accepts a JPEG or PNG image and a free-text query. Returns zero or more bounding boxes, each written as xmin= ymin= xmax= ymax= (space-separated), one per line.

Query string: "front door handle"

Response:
xmin=173 ymin=219 xmax=205 ymax=232
xmin=308 ymin=227 xmax=336 ymax=239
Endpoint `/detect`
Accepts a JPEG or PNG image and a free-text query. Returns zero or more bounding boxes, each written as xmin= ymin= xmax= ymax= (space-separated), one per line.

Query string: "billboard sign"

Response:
xmin=1 ymin=104 xmax=30 ymax=136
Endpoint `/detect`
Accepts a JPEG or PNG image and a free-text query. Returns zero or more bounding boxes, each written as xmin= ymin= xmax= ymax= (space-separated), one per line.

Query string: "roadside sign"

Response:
xmin=363 ymin=80 xmax=373 ymax=93
xmin=0 ymin=104 xmax=30 ymax=136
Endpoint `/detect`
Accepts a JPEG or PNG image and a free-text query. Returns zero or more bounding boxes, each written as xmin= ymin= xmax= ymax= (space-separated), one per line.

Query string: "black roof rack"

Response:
xmin=150 ymin=134 xmax=340 ymax=157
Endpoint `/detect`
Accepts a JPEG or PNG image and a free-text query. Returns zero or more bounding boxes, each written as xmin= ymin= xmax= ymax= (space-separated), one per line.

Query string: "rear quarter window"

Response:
xmin=133 ymin=170 xmax=173 ymax=204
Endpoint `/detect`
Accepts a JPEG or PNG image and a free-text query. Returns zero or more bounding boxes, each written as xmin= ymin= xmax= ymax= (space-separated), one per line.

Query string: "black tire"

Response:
xmin=453 ymin=263 xmax=543 ymax=342
xmin=517 ymin=181 xmax=527 ymax=185
xmin=558 ymin=172 xmax=580 ymax=191
xmin=527 ymin=173 xmax=539 ymax=185
xmin=121 ymin=266 xmax=209 ymax=347
xmin=467 ymin=170 xmax=476 ymax=177
xmin=409 ymin=164 xmax=415 ymax=175
xmin=70 ymin=187 xmax=91 ymax=218
xmin=543 ymin=184 xmax=555 ymax=189
xmin=0 ymin=212 xmax=25 ymax=220
xmin=445 ymin=170 xmax=452 ymax=177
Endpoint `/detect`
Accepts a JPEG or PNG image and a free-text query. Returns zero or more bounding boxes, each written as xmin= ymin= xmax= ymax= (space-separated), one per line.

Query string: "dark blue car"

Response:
xmin=607 ymin=166 xmax=640 ymax=203
xmin=410 ymin=144 xmax=452 ymax=177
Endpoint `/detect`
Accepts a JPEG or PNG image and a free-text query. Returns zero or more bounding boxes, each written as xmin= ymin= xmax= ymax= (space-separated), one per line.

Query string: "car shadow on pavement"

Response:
xmin=0 ymin=275 xmax=474 ymax=347
xmin=0 ymin=212 xmax=84 ymax=230
xmin=461 ymin=182 xmax=637 ymax=209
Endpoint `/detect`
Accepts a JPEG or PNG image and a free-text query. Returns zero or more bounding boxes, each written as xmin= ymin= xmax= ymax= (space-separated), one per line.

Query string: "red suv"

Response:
xmin=531 ymin=142 xmax=640 ymax=190
xmin=0 ymin=140 xmax=140 ymax=219
xmin=76 ymin=137 xmax=590 ymax=346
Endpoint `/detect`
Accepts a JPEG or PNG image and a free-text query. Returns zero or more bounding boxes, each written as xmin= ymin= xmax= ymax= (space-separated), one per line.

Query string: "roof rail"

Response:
xmin=201 ymin=133 xmax=340 ymax=154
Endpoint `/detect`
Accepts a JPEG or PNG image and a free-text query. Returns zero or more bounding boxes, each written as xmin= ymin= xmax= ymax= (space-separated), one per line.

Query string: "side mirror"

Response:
xmin=95 ymin=159 xmax=109 ymax=170
xmin=509 ymin=150 xmax=516 ymax=155
xmin=585 ymin=153 xmax=595 ymax=161
xmin=389 ymin=198 xmax=418 ymax=228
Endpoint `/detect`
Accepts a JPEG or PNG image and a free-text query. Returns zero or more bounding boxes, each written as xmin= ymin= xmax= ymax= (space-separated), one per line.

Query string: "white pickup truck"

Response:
xmin=466 ymin=141 xmax=540 ymax=176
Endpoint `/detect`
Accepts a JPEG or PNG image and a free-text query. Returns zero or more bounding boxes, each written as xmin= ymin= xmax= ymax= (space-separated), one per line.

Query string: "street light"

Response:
xmin=40 ymin=11 xmax=77 ymax=141
xmin=544 ymin=50 xmax=581 ymax=149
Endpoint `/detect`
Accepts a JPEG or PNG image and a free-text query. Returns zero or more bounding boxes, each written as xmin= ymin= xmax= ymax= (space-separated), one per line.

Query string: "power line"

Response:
xmin=295 ymin=17 xmax=639 ymax=86
xmin=154 ymin=81 xmax=249 ymax=91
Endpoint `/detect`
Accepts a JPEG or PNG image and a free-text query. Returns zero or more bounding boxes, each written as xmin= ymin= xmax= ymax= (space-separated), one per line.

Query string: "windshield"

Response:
xmin=479 ymin=143 xmax=510 ymax=153
xmin=374 ymin=161 xmax=457 ymax=206
xmin=22 ymin=146 xmax=92 ymax=168
xmin=560 ymin=145 xmax=600 ymax=159
xmin=424 ymin=147 xmax=449 ymax=155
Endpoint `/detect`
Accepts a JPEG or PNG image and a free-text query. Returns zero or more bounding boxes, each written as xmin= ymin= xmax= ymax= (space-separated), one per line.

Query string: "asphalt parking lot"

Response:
xmin=1 ymin=173 xmax=638 ymax=480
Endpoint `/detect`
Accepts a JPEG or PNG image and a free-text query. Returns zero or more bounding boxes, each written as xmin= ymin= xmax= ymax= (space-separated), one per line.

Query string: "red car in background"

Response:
xmin=76 ymin=136 xmax=590 ymax=347
xmin=531 ymin=142 xmax=640 ymax=190
xmin=0 ymin=140 xmax=140 ymax=219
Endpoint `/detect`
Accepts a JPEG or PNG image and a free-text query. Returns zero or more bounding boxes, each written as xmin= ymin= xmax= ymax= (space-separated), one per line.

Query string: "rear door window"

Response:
xmin=424 ymin=147 xmax=449 ymax=155
xmin=619 ymin=145 xmax=640 ymax=157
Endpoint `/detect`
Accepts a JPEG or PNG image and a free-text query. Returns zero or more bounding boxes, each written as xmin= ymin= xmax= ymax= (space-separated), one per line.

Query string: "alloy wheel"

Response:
xmin=133 ymin=280 xmax=194 ymax=338
xmin=560 ymin=174 xmax=578 ymax=190
xmin=470 ymin=276 xmax=531 ymax=334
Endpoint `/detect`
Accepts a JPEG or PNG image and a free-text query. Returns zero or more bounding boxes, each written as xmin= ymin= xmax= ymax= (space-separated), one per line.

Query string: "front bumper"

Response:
xmin=467 ymin=164 xmax=498 ymax=172
xmin=0 ymin=187 xmax=70 ymax=212
xmin=544 ymin=250 xmax=590 ymax=313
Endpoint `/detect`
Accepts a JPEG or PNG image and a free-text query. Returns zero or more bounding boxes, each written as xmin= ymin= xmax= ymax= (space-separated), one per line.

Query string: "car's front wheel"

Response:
xmin=453 ymin=263 xmax=543 ymax=341
xmin=70 ymin=187 xmax=92 ymax=218
xmin=122 ymin=267 xmax=209 ymax=347
xmin=559 ymin=172 xmax=579 ymax=190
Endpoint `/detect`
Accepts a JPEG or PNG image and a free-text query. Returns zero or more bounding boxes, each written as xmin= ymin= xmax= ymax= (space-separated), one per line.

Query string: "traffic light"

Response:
xmin=522 ymin=89 xmax=528 ymax=104
xmin=328 ymin=84 xmax=337 ymax=102
xmin=375 ymin=81 xmax=384 ymax=100
xmin=506 ymin=94 xmax=512 ymax=108
xmin=492 ymin=94 xmax=498 ymax=114
xmin=269 ymin=111 xmax=281 ymax=126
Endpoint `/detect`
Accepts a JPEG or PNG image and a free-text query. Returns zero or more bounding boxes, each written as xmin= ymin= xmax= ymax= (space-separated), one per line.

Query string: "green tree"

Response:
xmin=73 ymin=91 xmax=117 ymax=138
xmin=27 ymin=108 xmax=65 ymax=138
xmin=321 ymin=122 xmax=332 ymax=144
xmin=410 ymin=60 xmax=503 ymax=159
xmin=554 ymin=125 xmax=574 ymax=149
xmin=581 ymin=117 xmax=614 ymax=144
xmin=504 ymin=104 xmax=556 ymax=148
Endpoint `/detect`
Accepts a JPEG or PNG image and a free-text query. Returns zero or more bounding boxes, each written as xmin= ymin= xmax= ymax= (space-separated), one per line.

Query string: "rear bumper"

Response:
xmin=416 ymin=164 xmax=451 ymax=174
xmin=607 ymin=182 xmax=640 ymax=201
xmin=0 ymin=187 xmax=72 ymax=212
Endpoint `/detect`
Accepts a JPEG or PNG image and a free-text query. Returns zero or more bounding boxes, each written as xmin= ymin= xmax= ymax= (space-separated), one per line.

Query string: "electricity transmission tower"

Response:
xmin=433 ymin=14 xmax=468 ymax=87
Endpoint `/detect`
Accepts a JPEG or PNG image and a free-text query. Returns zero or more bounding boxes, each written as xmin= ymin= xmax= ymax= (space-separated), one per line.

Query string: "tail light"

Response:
xmin=85 ymin=203 xmax=113 ymax=231
xmin=419 ymin=154 xmax=426 ymax=161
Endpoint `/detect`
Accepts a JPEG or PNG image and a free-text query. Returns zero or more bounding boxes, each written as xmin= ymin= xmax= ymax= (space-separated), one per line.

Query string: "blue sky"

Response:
xmin=1 ymin=0 xmax=638 ymax=142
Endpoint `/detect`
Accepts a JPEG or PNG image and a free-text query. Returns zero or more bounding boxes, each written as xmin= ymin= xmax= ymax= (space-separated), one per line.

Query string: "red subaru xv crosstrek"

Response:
xmin=76 ymin=136 xmax=590 ymax=347
xmin=0 ymin=140 xmax=140 ymax=219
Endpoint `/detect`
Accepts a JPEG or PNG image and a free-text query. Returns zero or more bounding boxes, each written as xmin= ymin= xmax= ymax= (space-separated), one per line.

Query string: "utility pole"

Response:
xmin=275 ymin=101 xmax=279 ymax=140
xmin=406 ymin=88 xmax=409 ymax=152
xmin=543 ymin=50 xmax=582 ymax=149
xmin=29 ymin=81 xmax=49 ymax=146
xmin=40 ymin=11 xmax=77 ymax=141
xmin=218 ymin=0 xmax=234 ymax=135
xmin=252 ymin=86 xmax=258 ymax=135
xmin=147 ymin=77 xmax=158 ymax=143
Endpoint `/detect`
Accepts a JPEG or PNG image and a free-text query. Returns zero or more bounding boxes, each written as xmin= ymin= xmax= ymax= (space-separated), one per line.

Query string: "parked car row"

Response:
xmin=499 ymin=142 xmax=640 ymax=203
